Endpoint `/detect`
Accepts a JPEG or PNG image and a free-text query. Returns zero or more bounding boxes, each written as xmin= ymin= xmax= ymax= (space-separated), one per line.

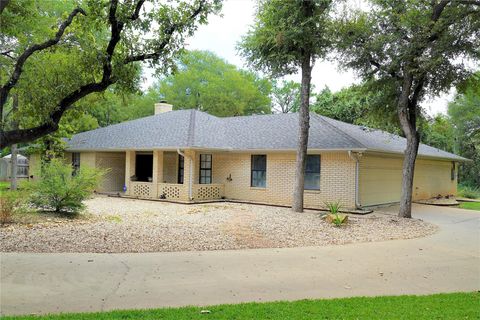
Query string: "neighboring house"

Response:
xmin=29 ymin=102 xmax=467 ymax=209
xmin=0 ymin=154 xmax=29 ymax=182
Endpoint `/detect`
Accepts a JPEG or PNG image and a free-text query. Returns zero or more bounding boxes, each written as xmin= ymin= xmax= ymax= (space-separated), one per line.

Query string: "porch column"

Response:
xmin=183 ymin=150 xmax=196 ymax=201
xmin=125 ymin=150 xmax=135 ymax=196
xmin=152 ymin=150 xmax=163 ymax=198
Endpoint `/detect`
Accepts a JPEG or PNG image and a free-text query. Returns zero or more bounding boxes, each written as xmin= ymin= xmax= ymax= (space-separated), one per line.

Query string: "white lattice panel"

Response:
xmin=194 ymin=185 xmax=223 ymax=200
xmin=159 ymin=184 xmax=181 ymax=199
xmin=132 ymin=183 xmax=152 ymax=198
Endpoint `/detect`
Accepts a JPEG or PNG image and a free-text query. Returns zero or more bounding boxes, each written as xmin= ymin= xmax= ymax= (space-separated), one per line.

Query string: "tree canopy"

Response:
xmin=157 ymin=50 xmax=271 ymax=116
xmin=0 ymin=0 xmax=221 ymax=148
xmin=448 ymin=73 xmax=480 ymax=187
xmin=335 ymin=0 xmax=480 ymax=217
xmin=239 ymin=0 xmax=334 ymax=212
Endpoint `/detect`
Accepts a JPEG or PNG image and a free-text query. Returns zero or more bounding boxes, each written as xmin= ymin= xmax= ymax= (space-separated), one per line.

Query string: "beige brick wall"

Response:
xmin=95 ymin=152 xmax=126 ymax=192
xmin=359 ymin=154 xmax=457 ymax=206
xmin=212 ymin=152 xmax=356 ymax=209
xmin=163 ymin=151 xmax=178 ymax=183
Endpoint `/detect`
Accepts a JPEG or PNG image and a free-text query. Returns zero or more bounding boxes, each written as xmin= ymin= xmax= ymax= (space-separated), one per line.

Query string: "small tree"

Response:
xmin=28 ymin=159 xmax=104 ymax=214
xmin=239 ymin=0 xmax=333 ymax=212
xmin=335 ymin=0 xmax=480 ymax=217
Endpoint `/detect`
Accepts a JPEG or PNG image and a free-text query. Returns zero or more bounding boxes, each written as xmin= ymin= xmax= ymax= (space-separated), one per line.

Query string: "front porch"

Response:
xmin=124 ymin=150 xmax=224 ymax=201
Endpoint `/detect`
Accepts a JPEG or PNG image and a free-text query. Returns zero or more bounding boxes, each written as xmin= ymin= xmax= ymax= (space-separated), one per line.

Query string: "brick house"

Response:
xmin=30 ymin=102 xmax=466 ymax=209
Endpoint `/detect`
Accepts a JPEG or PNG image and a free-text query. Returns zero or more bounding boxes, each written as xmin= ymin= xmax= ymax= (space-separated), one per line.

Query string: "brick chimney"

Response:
xmin=154 ymin=101 xmax=173 ymax=115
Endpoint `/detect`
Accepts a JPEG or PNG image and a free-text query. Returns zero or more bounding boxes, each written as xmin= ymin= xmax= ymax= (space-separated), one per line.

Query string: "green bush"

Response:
xmin=28 ymin=158 xmax=105 ymax=214
xmin=0 ymin=188 xmax=29 ymax=224
xmin=457 ymin=184 xmax=480 ymax=199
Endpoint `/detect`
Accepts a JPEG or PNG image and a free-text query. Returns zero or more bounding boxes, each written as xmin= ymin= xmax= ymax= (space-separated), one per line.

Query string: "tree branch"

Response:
xmin=125 ymin=0 xmax=205 ymax=63
xmin=129 ymin=0 xmax=145 ymax=20
xmin=0 ymin=0 xmax=214 ymax=148
xmin=0 ymin=7 xmax=86 ymax=110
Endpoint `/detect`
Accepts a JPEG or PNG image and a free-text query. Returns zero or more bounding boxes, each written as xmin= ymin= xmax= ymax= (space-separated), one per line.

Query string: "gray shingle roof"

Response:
xmin=66 ymin=109 xmax=466 ymax=161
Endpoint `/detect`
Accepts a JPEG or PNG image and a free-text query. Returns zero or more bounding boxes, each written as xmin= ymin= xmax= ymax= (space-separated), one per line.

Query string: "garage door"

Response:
xmin=95 ymin=152 xmax=126 ymax=192
xmin=359 ymin=155 xmax=403 ymax=206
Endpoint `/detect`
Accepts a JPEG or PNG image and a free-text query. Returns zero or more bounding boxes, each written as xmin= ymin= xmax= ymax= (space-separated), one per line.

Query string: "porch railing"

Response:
xmin=129 ymin=182 xmax=224 ymax=201
xmin=192 ymin=184 xmax=224 ymax=200
xmin=130 ymin=181 xmax=154 ymax=198
xmin=158 ymin=183 xmax=187 ymax=200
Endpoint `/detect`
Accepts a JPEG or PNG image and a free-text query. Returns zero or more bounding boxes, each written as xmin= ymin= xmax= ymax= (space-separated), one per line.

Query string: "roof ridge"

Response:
xmin=222 ymin=112 xmax=292 ymax=120
xmin=187 ymin=109 xmax=197 ymax=146
xmin=312 ymin=113 xmax=367 ymax=149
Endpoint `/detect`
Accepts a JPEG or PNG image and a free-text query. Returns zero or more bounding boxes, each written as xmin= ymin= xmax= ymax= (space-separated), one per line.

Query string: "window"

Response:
xmin=451 ymin=162 xmax=455 ymax=181
xmin=305 ymin=155 xmax=320 ymax=190
xmin=199 ymin=154 xmax=212 ymax=184
xmin=72 ymin=152 xmax=80 ymax=175
xmin=177 ymin=154 xmax=184 ymax=184
xmin=251 ymin=155 xmax=267 ymax=188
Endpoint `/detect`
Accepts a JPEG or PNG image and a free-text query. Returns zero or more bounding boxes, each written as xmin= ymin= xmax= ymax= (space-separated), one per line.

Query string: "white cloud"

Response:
xmin=142 ymin=0 xmax=454 ymax=116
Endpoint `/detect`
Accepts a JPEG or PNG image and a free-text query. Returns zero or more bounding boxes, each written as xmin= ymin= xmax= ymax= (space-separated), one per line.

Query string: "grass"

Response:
xmin=0 ymin=181 xmax=9 ymax=195
xmin=459 ymin=202 xmax=480 ymax=211
xmin=4 ymin=292 xmax=479 ymax=320
xmin=457 ymin=185 xmax=480 ymax=199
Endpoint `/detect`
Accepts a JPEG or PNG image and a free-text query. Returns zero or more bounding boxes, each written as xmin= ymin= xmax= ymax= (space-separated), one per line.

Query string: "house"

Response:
xmin=29 ymin=102 xmax=466 ymax=209
xmin=0 ymin=153 xmax=29 ymax=182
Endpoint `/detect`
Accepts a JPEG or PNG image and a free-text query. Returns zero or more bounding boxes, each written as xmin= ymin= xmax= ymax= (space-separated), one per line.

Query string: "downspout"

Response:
xmin=348 ymin=151 xmax=362 ymax=209
xmin=177 ymin=149 xmax=193 ymax=200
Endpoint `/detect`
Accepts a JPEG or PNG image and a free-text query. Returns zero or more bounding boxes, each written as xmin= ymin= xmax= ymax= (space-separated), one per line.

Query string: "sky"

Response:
xmin=142 ymin=0 xmax=455 ymax=116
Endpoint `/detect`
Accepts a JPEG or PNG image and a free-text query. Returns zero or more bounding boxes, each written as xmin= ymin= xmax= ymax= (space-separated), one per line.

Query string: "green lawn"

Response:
xmin=459 ymin=201 xmax=480 ymax=211
xmin=0 ymin=181 xmax=9 ymax=189
xmin=4 ymin=292 xmax=479 ymax=320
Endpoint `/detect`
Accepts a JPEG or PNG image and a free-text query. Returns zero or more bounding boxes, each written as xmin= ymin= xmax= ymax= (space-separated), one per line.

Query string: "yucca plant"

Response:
xmin=324 ymin=201 xmax=348 ymax=226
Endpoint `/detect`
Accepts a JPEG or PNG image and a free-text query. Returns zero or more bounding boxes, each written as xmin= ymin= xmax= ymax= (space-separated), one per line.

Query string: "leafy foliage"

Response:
xmin=312 ymin=82 xmax=400 ymax=134
xmin=448 ymin=73 xmax=480 ymax=188
xmin=334 ymin=0 xmax=480 ymax=217
xmin=457 ymin=185 xmax=480 ymax=200
xmin=1 ymin=0 xmax=222 ymax=148
xmin=239 ymin=0 xmax=334 ymax=212
xmin=157 ymin=50 xmax=271 ymax=116
xmin=238 ymin=0 xmax=332 ymax=77
xmin=28 ymin=159 xmax=105 ymax=214
xmin=420 ymin=114 xmax=455 ymax=153
xmin=271 ymin=80 xmax=301 ymax=113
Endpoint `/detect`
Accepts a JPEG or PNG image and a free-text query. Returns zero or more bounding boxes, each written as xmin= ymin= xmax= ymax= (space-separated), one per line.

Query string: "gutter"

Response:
xmin=348 ymin=150 xmax=363 ymax=209
xmin=177 ymin=148 xmax=193 ymax=200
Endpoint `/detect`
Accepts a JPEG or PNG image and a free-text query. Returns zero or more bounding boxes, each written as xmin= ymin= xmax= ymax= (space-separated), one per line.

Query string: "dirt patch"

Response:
xmin=0 ymin=195 xmax=438 ymax=253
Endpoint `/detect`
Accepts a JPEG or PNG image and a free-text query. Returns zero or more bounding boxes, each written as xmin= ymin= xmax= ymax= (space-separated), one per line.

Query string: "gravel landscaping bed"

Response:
xmin=0 ymin=196 xmax=438 ymax=253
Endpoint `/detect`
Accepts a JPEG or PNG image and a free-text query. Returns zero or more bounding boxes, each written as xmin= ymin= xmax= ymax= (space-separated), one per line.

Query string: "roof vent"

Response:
xmin=154 ymin=101 xmax=173 ymax=114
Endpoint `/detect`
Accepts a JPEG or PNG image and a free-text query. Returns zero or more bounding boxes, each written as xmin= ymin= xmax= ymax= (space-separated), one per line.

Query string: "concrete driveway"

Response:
xmin=1 ymin=204 xmax=479 ymax=316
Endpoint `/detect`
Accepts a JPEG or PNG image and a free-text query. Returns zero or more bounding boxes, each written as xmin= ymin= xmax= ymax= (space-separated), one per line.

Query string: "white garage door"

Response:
xmin=359 ymin=155 xmax=403 ymax=206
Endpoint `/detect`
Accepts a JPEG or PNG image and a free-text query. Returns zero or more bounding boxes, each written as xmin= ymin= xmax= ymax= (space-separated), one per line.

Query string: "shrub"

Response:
xmin=0 ymin=190 xmax=26 ymax=225
xmin=28 ymin=159 xmax=105 ymax=214
xmin=324 ymin=201 xmax=348 ymax=226
xmin=458 ymin=185 xmax=480 ymax=199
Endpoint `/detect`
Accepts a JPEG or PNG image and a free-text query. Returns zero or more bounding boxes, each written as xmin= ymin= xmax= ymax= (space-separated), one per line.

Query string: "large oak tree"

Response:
xmin=336 ymin=0 xmax=480 ymax=217
xmin=239 ymin=0 xmax=333 ymax=212
xmin=0 ymin=0 xmax=221 ymax=149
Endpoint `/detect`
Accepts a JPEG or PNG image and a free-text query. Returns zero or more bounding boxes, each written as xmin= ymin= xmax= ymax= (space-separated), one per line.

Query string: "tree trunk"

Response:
xmin=292 ymin=54 xmax=312 ymax=213
xmin=10 ymin=94 xmax=18 ymax=191
xmin=397 ymin=75 xmax=420 ymax=218
xmin=399 ymin=131 xmax=419 ymax=218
